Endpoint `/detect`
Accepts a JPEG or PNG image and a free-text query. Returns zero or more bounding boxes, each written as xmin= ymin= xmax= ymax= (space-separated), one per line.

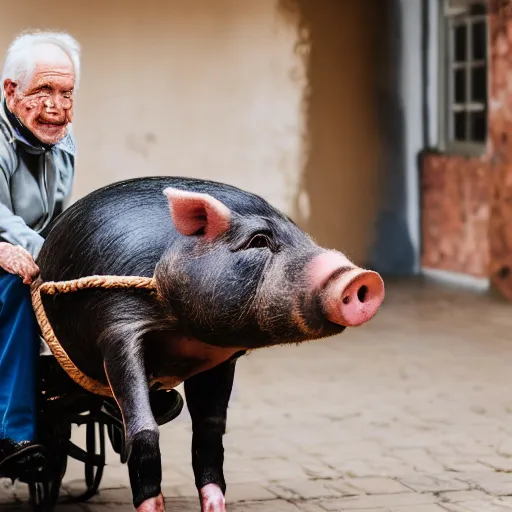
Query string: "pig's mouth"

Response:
xmin=319 ymin=267 xmax=385 ymax=327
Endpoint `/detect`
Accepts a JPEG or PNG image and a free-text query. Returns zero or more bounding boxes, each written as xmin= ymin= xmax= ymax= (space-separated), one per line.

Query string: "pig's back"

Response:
xmin=37 ymin=176 xmax=281 ymax=281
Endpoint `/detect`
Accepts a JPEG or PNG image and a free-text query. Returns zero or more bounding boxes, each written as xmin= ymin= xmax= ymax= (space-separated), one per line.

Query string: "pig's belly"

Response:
xmin=144 ymin=335 xmax=244 ymax=390
xmin=148 ymin=359 xmax=224 ymax=391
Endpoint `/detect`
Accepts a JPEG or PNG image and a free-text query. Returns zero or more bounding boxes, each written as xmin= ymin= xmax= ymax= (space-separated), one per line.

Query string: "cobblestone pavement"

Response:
xmin=3 ymin=277 xmax=512 ymax=511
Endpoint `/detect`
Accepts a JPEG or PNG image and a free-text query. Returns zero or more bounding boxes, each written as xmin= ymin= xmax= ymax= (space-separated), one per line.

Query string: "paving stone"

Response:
xmin=265 ymin=483 xmax=298 ymax=500
xmin=87 ymin=488 xmax=133 ymax=504
xmin=318 ymin=492 xmax=438 ymax=510
xmin=441 ymin=500 xmax=512 ymax=512
xmin=434 ymin=455 xmax=493 ymax=473
xmin=439 ymin=490 xmax=493 ymax=503
xmin=299 ymin=460 xmax=341 ymax=480
xmin=269 ymin=479 xmax=343 ymax=500
xmin=389 ymin=505 xmax=447 ymax=512
xmin=330 ymin=509 xmax=389 ymax=512
xmin=166 ymin=481 xmax=198 ymax=497
xmin=441 ymin=504 xmax=476 ymax=512
xmin=497 ymin=439 xmax=512 ymax=458
xmin=229 ymin=500 xmax=301 ymax=511
xmin=81 ymin=505 xmax=131 ymax=511
xmin=325 ymin=479 xmax=364 ymax=496
xmin=399 ymin=474 xmax=471 ymax=493
xmin=392 ymin=449 xmax=446 ymax=473
xmin=225 ymin=483 xmax=277 ymax=502
xmin=293 ymin=503 xmax=331 ymax=512
xmin=85 ymin=497 xmax=205 ymax=511
xmin=250 ymin=458 xmax=309 ymax=481
xmin=462 ymin=473 xmax=512 ymax=495
xmin=478 ymin=456 xmax=512 ymax=472
xmin=319 ymin=457 xmax=413 ymax=478
xmin=343 ymin=477 xmax=411 ymax=494
xmin=223 ymin=468 xmax=269 ymax=484
xmin=46 ymin=505 xmax=87 ymax=512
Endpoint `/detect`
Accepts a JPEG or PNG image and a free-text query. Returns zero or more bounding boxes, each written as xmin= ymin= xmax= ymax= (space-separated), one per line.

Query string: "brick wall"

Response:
xmin=420 ymin=153 xmax=491 ymax=278
xmin=487 ymin=0 xmax=512 ymax=299
xmin=421 ymin=0 xmax=512 ymax=299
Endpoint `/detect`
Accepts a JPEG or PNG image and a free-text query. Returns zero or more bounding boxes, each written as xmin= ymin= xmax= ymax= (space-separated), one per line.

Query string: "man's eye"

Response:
xmin=32 ymin=88 xmax=50 ymax=96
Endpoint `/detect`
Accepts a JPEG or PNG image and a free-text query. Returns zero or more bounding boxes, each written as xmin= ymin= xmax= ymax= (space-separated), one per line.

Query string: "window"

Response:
xmin=439 ymin=0 xmax=488 ymax=154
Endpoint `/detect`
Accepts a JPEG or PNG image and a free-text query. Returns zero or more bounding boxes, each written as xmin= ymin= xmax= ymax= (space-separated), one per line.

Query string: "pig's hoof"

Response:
xmin=200 ymin=483 xmax=226 ymax=512
xmin=136 ymin=493 xmax=165 ymax=512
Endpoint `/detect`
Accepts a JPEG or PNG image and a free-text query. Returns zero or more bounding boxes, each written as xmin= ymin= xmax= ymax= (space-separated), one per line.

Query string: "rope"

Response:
xmin=39 ymin=274 xmax=156 ymax=295
xmin=31 ymin=274 xmax=158 ymax=397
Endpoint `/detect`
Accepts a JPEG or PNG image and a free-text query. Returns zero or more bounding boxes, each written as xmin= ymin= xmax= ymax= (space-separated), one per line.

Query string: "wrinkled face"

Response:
xmin=4 ymin=44 xmax=75 ymax=145
xmin=156 ymin=188 xmax=385 ymax=349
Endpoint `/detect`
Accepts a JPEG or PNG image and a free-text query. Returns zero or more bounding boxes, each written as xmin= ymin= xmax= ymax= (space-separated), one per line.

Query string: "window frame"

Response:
xmin=437 ymin=0 xmax=489 ymax=156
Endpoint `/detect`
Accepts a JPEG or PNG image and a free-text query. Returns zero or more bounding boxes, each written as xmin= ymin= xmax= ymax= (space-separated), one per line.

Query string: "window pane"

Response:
xmin=469 ymin=110 xmax=487 ymax=142
xmin=454 ymin=23 xmax=467 ymax=62
xmin=471 ymin=65 xmax=486 ymax=102
xmin=454 ymin=68 xmax=466 ymax=103
xmin=469 ymin=3 xmax=487 ymax=16
xmin=447 ymin=0 xmax=486 ymax=14
xmin=472 ymin=20 xmax=486 ymax=60
xmin=454 ymin=111 xmax=466 ymax=141
xmin=447 ymin=0 xmax=471 ymax=8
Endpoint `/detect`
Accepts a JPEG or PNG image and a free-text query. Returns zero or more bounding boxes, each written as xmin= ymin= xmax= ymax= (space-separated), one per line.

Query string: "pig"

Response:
xmin=36 ymin=177 xmax=385 ymax=512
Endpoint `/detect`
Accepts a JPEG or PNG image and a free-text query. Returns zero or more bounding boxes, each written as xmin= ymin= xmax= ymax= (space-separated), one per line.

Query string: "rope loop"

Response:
xmin=31 ymin=274 xmax=158 ymax=397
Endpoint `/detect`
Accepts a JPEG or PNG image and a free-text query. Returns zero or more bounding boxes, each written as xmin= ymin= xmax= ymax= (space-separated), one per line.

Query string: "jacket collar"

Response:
xmin=0 ymin=91 xmax=76 ymax=157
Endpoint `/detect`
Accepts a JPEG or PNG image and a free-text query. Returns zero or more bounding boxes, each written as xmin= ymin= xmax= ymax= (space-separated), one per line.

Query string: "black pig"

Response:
xmin=36 ymin=177 xmax=385 ymax=512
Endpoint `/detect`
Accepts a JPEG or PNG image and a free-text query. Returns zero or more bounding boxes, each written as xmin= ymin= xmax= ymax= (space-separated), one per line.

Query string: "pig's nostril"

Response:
xmin=342 ymin=285 xmax=368 ymax=304
xmin=357 ymin=285 xmax=368 ymax=303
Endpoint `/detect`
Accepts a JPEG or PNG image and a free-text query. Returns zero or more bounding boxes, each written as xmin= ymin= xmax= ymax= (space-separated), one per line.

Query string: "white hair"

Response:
xmin=1 ymin=30 xmax=81 ymax=92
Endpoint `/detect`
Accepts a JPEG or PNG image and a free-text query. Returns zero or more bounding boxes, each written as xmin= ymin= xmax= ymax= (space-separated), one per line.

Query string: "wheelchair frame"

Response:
xmin=26 ymin=355 xmax=127 ymax=511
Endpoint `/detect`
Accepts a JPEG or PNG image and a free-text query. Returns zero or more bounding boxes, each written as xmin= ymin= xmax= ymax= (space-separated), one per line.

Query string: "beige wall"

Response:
xmin=0 ymin=0 xmax=383 ymax=265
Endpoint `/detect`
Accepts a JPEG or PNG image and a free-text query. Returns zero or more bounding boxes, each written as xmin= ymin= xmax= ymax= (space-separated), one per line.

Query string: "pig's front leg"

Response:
xmin=185 ymin=359 xmax=237 ymax=512
xmin=101 ymin=330 xmax=164 ymax=512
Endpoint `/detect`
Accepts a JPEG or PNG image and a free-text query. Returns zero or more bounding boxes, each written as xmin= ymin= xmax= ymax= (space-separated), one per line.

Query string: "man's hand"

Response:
xmin=0 ymin=242 xmax=40 ymax=284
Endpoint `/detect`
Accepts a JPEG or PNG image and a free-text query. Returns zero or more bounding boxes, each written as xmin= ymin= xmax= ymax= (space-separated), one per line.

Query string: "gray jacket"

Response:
xmin=0 ymin=97 xmax=76 ymax=259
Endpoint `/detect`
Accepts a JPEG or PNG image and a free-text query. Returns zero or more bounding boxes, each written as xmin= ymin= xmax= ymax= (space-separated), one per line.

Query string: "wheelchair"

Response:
xmin=16 ymin=351 xmax=184 ymax=511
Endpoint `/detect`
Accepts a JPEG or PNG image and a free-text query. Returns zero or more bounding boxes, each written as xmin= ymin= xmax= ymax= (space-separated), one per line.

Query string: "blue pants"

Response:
xmin=0 ymin=274 xmax=39 ymax=442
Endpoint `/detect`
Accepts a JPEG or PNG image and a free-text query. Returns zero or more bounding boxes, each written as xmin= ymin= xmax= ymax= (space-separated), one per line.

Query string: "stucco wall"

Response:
xmin=0 ymin=0 xmax=382 ymax=265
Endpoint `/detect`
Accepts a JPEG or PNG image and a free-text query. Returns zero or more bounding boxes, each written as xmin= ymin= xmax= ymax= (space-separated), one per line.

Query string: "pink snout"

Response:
xmin=322 ymin=268 xmax=385 ymax=327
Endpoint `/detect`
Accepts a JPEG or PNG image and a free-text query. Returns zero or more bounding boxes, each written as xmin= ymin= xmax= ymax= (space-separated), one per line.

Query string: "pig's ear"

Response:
xmin=163 ymin=187 xmax=232 ymax=240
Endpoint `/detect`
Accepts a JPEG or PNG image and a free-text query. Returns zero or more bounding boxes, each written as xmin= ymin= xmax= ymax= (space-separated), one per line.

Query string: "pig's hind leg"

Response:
xmin=101 ymin=329 xmax=164 ymax=512
xmin=185 ymin=357 xmax=239 ymax=512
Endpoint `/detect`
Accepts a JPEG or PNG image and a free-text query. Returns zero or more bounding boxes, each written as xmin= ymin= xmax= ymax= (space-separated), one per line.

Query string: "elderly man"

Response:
xmin=0 ymin=31 xmax=79 ymax=475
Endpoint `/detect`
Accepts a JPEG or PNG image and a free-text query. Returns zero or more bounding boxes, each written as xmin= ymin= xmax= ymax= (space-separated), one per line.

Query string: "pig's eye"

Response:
xmin=243 ymin=233 xmax=273 ymax=250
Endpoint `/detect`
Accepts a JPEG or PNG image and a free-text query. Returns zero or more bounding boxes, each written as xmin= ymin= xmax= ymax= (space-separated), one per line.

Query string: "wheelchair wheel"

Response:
xmin=84 ymin=421 xmax=105 ymax=497
xmin=48 ymin=442 xmax=68 ymax=506
xmin=29 ymin=480 xmax=50 ymax=512
xmin=107 ymin=421 xmax=125 ymax=458
xmin=24 ymin=437 xmax=69 ymax=511
xmin=68 ymin=420 xmax=106 ymax=502
xmin=25 ymin=449 xmax=60 ymax=512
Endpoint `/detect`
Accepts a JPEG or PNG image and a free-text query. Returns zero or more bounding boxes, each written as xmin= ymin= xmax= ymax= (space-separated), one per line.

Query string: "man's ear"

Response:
xmin=3 ymin=79 xmax=17 ymax=96
xmin=3 ymin=79 xmax=18 ymax=106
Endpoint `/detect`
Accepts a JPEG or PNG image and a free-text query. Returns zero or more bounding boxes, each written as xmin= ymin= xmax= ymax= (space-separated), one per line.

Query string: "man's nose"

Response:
xmin=44 ymin=95 xmax=70 ymax=110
